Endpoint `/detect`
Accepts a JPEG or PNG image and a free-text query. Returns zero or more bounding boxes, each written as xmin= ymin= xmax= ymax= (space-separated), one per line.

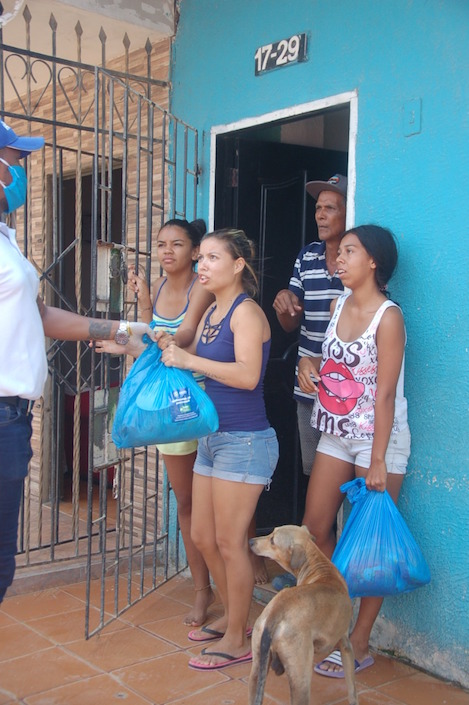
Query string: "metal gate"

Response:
xmin=84 ymin=68 xmax=199 ymax=637
xmin=0 ymin=12 xmax=199 ymax=637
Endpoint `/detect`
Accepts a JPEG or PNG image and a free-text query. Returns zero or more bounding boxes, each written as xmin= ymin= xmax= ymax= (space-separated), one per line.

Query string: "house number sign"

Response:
xmin=254 ymin=33 xmax=307 ymax=75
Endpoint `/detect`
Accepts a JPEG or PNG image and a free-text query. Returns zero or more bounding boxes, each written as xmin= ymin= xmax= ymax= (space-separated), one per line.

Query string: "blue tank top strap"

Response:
xmin=153 ymin=277 xmax=167 ymax=312
xmin=151 ymin=273 xmax=203 ymax=385
xmin=153 ymin=274 xmax=197 ymax=320
xmin=186 ymin=275 xmax=197 ymax=298
xmin=226 ymin=292 xmax=249 ymax=321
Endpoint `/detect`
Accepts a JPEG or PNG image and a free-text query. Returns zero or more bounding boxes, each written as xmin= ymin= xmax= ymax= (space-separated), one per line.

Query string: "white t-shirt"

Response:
xmin=0 ymin=222 xmax=48 ymax=399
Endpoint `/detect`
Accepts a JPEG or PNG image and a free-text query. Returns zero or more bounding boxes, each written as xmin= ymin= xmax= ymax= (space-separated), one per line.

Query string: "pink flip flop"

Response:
xmin=188 ymin=649 xmax=252 ymax=670
xmin=314 ymin=649 xmax=375 ymax=678
xmin=188 ymin=625 xmax=253 ymax=642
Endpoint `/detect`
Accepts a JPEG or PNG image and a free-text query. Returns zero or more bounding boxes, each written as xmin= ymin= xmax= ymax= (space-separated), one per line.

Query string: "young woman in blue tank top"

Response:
xmin=99 ymin=218 xmax=216 ymax=628
xmin=160 ymin=228 xmax=279 ymax=671
xmin=297 ymin=225 xmax=411 ymax=678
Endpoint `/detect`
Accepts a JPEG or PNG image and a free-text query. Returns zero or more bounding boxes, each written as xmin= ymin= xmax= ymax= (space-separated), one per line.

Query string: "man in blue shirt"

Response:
xmin=272 ymin=174 xmax=347 ymax=589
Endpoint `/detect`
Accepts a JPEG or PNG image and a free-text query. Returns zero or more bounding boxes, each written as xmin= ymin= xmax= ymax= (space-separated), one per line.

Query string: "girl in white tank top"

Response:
xmin=298 ymin=224 xmax=411 ymax=679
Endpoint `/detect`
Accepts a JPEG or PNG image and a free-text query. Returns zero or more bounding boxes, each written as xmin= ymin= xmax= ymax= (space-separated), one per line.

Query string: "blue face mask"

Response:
xmin=0 ymin=158 xmax=27 ymax=213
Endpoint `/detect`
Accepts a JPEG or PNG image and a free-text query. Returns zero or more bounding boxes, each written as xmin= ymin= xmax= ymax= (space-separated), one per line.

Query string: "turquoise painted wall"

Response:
xmin=170 ymin=0 xmax=469 ymax=686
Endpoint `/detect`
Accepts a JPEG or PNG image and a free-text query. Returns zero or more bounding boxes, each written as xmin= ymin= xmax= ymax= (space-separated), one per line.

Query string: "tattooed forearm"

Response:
xmin=89 ymin=320 xmax=113 ymax=340
xmin=198 ymin=367 xmax=229 ymax=383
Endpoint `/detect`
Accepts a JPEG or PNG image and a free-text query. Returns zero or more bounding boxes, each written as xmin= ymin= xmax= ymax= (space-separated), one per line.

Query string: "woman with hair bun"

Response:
xmin=159 ymin=228 xmax=279 ymax=670
xmin=298 ymin=224 xmax=411 ymax=678
xmin=98 ymin=218 xmax=215 ymax=628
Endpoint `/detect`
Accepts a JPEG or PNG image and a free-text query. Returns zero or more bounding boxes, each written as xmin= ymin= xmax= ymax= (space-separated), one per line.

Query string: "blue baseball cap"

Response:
xmin=0 ymin=119 xmax=45 ymax=158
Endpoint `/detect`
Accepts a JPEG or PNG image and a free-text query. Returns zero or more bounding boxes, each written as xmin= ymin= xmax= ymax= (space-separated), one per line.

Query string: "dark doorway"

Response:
xmin=214 ymin=109 xmax=349 ymax=531
xmin=60 ymin=169 xmax=123 ymax=388
xmin=60 ymin=170 xmax=123 ymax=495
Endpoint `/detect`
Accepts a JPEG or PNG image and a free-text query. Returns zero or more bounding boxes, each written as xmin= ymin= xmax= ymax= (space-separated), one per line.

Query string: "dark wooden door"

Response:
xmin=214 ymin=136 xmax=347 ymax=530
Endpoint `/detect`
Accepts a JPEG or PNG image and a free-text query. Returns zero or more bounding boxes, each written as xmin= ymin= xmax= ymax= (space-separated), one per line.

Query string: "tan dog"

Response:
xmin=248 ymin=525 xmax=358 ymax=705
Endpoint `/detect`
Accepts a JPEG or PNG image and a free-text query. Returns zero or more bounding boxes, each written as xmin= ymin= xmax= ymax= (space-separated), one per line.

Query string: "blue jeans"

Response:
xmin=0 ymin=401 xmax=33 ymax=602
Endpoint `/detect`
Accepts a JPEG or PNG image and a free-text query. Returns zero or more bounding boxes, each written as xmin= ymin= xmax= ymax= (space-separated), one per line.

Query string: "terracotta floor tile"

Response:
xmin=350 ymin=653 xmax=417 ymax=688
xmin=64 ymin=574 xmax=149 ymax=614
xmin=2 ymin=587 xmax=83 ymax=621
xmin=23 ymin=673 xmax=154 ymax=705
xmin=156 ymin=575 xmax=199 ymax=603
xmin=119 ymin=589 xmax=194 ymax=627
xmin=0 ymin=646 xmax=98 ymax=699
xmin=87 ymin=576 xmax=152 ymax=614
xmin=379 ymin=671 xmax=469 ymax=705
xmin=66 ymin=624 xmax=178 ymax=671
xmin=59 ymin=580 xmax=91 ymax=602
xmin=142 ymin=612 xmax=210 ymax=649
xmin=145 ymin=602 xmax=263 ymax=652
xmin=334 ymin=690 xmax=406 ymax=704
xmin=0 ymin=611 xmax=14 ymax=628
xmin=115 ymin=650 xmax=229 ymax=704
xmin=241 ymin=659 xmax=415 ymax=705
xmin=255 ymin=659 xmax=410 ymax=705
xmin=310 ymin=671 xmax=366 ymax=705
xmin=256 ymin=662 xmax=296 ymax=703
xmin=1 ymin=573 xmax=466 ymax=705
xmin=0 ymin=622 xmax=53 ymax=661
xmin=56 ymin=580 xmax=87 ymax=602
xmin=27 ymin=604 xmax=124 ymax=643
xmin=169 ymin=677 xmax=259 ymax=705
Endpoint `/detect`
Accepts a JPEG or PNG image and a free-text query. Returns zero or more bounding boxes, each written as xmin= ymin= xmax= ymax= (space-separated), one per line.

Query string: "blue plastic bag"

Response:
xmin=332 ymin=478 xmax=431 ymax=598
xmin=112 ymin=338 xmax=219 ymax=449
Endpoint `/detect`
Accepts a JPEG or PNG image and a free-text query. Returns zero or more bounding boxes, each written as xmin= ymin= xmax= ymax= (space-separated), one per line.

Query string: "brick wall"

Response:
xmin=5 ymin=37 xmax=172 ymax=564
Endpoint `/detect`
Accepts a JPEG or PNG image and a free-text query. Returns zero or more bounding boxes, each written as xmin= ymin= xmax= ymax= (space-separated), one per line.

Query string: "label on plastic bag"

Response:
xmin=169 ymin=387 xmax=200 ymax=422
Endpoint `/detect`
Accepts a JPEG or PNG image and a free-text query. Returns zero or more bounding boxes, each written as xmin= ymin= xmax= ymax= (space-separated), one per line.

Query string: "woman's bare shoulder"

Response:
xmin=381 ymin=302 xmax=404 ymax=326
xmin=235 ymin=297 xmax=270 ymax=334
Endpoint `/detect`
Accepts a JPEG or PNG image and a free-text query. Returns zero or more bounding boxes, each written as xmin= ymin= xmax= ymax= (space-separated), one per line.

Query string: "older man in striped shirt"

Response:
xmin=272 ymin=174 xmax=347 ymax=590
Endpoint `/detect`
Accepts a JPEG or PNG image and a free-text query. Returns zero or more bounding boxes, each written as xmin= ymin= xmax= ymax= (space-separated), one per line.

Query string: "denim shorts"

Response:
xmin=317 ymin=427 xmax=411 ymax=475
xmin=194 ymin=427 xmax=279 ymax=486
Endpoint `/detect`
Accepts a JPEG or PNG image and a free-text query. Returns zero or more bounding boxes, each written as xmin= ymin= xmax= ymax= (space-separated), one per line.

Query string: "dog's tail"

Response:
xmin=254 ymin=627 xmax=272 ymax=705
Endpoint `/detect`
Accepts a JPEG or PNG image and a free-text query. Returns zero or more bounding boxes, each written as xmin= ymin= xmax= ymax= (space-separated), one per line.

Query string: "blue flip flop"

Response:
xmin=314 ymin=649 xmax=374 ymax=678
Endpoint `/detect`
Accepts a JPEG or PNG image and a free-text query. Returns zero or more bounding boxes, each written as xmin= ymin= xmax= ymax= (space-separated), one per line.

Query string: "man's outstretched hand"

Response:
xmin=92 ymin=322 xmax=155 ymax=357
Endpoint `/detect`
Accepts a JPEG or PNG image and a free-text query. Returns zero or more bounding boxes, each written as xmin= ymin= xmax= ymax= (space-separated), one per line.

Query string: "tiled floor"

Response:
xmin=0 ymin=574 xmax=468 ymax=705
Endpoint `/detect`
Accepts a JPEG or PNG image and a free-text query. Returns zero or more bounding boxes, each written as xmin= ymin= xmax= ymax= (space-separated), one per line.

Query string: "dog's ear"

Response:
xmin=290 ymin=544 xmax=306 ymax=571
xmin=301 ymin=525 xmax=316 ymax=542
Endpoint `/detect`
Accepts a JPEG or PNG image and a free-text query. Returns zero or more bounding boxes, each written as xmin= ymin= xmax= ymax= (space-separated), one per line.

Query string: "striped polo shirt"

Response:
xmin=288 ymin=241 xmax=343 ymax=402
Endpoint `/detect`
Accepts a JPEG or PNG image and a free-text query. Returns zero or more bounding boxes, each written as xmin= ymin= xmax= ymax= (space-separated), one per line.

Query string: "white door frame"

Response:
xmin=208 ymin=89 xmax=358 ymax=230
